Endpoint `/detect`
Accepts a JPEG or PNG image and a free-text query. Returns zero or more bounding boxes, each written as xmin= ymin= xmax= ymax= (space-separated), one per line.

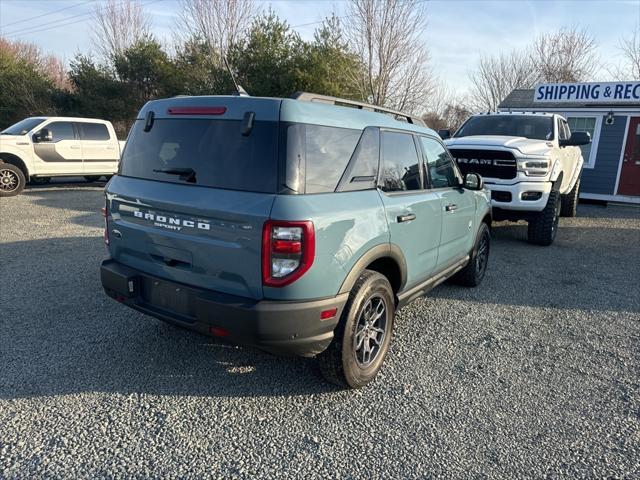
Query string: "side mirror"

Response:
xmin=33 ymin=128 xmax=52 ymax=143
xmin=464 ymin=172 xmax=483 ymax=191
xmin=438 ymin=129 xmax=451 ymax=140
xmin=560 ymin=131 xmax=591 ymax=147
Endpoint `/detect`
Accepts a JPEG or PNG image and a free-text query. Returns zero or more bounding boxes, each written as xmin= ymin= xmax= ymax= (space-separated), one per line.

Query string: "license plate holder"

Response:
xmin=142 ymin=277 xmax=191 ymax=317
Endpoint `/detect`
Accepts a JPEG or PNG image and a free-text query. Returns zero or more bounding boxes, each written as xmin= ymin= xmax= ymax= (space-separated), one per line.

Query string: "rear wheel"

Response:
xmin=0 ymin=163 xmax=26 ymax=197
xmin=317 ymin=270 xmax=395 ymax=389
xmin=560 ymin=178 xmax=580 ymax=217
xmin=451 ymin=222 xmax=490 ymax=287
xmin=527 ymin=190 xmax=561 ymax=246
xmin=84 ymin=175 xmax=102 ymax=182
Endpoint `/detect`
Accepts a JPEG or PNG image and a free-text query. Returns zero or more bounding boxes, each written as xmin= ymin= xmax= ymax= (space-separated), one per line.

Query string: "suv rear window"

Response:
xmin=120 ymin=119 xmax=278 ymax=193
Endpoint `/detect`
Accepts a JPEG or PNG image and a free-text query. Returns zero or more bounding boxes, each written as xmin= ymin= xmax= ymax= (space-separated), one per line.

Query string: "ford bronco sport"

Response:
xmin=441 ymin=112 xmax=590 ymax=246
xmin=100 ymin=93 xmax=492 ymax=388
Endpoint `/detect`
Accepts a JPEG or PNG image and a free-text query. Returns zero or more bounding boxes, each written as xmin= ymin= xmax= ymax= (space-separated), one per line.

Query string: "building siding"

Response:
xmin=581 ymin=116 xmax=627 ymax=195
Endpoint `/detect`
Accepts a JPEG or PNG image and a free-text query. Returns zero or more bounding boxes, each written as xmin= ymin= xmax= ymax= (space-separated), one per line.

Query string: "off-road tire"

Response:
xmin=0 ymin=163 xmax=26 ymax=197
xmin=30 ymin=176 xmax=51 ymax=185
xmin=451 ymin=222 xmax=491 ymax=287
xmin=84 ymin=175 xmax=102 ymax=182
xmin=560 ymin=178 xmax=580 ymax=217
xmin=317 ymin=270 xmax=395 ymax=389
xmin=527 ymin=190 xmax=561 ymax=246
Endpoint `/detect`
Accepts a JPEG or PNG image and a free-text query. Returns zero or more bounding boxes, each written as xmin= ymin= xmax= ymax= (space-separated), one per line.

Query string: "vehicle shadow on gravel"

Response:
xmin=20 ymin=188 xmax=105 ymax=228
xmin=430 ymin=220 xmax=640 ymax=314
xmin=0 ymin=236 xmax=341 ymax=400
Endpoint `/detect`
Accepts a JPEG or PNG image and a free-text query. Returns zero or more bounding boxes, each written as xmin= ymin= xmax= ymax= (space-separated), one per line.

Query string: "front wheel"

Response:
xmin=527 ymin=190 xmax=561 ymax=246
xmin=0 ymin=163 xmax=26 ymax=197
xmin=317 ymin=270 xmax=395 ymax=389
xmin=451 ymin=222 xmax=491 ymax=287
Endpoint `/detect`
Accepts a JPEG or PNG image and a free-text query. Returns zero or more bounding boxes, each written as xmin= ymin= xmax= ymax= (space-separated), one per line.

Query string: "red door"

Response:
xmin=618 ymin=117 xmax=640 ymax=196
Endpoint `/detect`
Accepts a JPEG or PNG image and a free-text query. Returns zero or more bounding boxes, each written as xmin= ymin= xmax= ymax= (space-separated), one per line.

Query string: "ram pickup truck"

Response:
xmin=0 ymin=116 xmax=124 ymax=196
xmin=442 ymin=112 xmax=590 ymax=246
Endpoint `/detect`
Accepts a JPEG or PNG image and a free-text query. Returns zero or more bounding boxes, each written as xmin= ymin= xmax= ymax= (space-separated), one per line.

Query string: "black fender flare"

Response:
xmin=552 ymin=172 xmax=563 ymax=192
xmin=338 ymin=243 xmax=407 ymax=295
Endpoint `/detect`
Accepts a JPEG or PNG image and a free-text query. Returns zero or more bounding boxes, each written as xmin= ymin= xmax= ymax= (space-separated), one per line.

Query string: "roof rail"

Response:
xmin=291 ymin=92 xmax=426 ymax=127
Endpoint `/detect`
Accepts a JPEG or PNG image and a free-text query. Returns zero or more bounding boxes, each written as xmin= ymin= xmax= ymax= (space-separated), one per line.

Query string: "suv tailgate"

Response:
xmin=106 ymin=176 xmax=274 ymax=300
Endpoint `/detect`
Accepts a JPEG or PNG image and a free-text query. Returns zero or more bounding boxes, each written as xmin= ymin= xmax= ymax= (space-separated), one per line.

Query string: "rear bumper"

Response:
xmin=100 ymin=259 xmax=348 ymax=357
xmin=486 ymin=180 xmax=552 ymax=212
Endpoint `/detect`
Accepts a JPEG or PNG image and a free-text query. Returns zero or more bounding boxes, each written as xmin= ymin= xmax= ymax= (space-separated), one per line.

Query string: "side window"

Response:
xmin=285 ymin=124 xmax=361 ymax=194
xmin=337 ymin=127 xmax=379 ymax=192
xmin=420 ymin=137 xmax=460 ymax=189
xmin=79 ymin=123 xmax=110 ymax=141
xmin=379 ymin=131 xmax=422 ymax=192
xmin=46 ymin=122 xmax=75 ymax=142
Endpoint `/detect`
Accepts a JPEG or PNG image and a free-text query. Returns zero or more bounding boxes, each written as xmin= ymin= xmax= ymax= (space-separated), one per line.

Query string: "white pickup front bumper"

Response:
xmin=485 ymin=181 xmax=552 ymax=212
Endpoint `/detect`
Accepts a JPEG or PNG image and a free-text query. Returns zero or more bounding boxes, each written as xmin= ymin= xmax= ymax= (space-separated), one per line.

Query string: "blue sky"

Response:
xmin=1 ymin=0 xmax=638 ymax=93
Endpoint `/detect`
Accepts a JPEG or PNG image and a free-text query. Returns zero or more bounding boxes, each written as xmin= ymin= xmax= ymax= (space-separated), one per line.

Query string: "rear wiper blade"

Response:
xmin=153 ymin=167 xmax=197 ymax=183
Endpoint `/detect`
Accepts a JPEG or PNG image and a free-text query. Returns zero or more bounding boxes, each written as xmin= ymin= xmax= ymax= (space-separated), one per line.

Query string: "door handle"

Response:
xmin=106 ymin=146 xmax=116 ymax=150
xmin=445 ymin=203 xmax=457 ymax=212
xmin=397 ymin=213 xmax=416 ymax=223
xmin=70 ymin=145 xmax=81 ymax=150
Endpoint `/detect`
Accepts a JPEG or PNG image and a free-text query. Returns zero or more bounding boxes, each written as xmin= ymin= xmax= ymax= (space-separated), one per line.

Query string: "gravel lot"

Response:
xmin=1 ymin=180 xmax=639 ymax=479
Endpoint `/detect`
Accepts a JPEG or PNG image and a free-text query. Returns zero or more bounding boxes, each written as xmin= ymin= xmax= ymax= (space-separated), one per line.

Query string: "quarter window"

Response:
xmin=79 ymin=122 xmax=110 ymax=141
xmin=285 ymin=124 xmax=362 ymax=193
xmin=379 ymin=131 xmax=422 ymax=192
xmin=420 ymin=137 xmax=460 ymax=188
xmin=46 ymin=122 xmax=75 ymax=142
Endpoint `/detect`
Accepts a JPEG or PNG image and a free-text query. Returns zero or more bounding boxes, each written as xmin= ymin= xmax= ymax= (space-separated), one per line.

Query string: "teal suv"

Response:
xmin=100 ymin=93 xmax=492 ymax=388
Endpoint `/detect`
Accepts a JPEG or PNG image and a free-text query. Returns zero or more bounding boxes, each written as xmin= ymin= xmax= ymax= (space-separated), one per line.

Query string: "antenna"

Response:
xmin=223 ymin=56 xmax=248 ymax=96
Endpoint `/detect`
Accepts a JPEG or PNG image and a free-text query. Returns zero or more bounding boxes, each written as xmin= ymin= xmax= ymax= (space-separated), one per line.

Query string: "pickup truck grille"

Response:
xmin=448 ymin=148 xmax=517 ymax=180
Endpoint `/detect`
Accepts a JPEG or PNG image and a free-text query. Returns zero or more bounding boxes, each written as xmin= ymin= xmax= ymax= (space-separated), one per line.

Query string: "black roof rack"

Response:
xmin=291 ymin=92 xmax=426 ymax=127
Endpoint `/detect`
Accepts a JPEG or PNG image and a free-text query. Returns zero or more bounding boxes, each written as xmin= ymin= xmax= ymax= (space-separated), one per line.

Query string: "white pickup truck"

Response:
xmin=442 ymin=112 xmax=591 ymax=246
xmin=0 ymin=116 xmax=124 ymax=197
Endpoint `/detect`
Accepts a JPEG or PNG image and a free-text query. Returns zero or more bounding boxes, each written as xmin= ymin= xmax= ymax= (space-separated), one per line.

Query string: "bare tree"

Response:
xmin=531 ymin=26 xmax=599 ymax=83
xmin=467 ymin=26 xmax=599 ymax=111
xmin=468 ymin=50 xmax=538 ymax=112
xmin=176 ymin=0 xmax=257 ymax=66
xmin=344 ymin=0 xmax=434 ymax=114
xmin=92 ymin=0 xmax=151 ymax=59
xmin=619 ymin=22 xmax=640 ymax=79
xmin=422 ymin=81 xmax=472 ymax=131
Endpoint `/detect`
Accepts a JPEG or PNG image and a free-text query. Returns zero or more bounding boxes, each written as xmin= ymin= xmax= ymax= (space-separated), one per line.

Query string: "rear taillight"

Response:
xmin=101 ymin=202 xmax=109 ymax=246
xmin=262 ymin=220 xmax=315 ymax=287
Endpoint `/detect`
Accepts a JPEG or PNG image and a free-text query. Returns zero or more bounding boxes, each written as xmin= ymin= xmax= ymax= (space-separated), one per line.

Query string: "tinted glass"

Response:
xmin=380 ymin=131 xmax=422 ymax=192
xmin=120 ymin=119 xmax=278 ymax=193
xmin=79 ymin=122 xmax=110 ymax=141
xmin=285 ymin=124 xmax=362 ymax=193
xmin=455 ymin=115 xmax=554 ymax=140
xmin=420 ymin=137 xmax=459 ymax=188
xmin=337 ymin=128 xmax=380 ymax=192
xmin=47 ymin=122 xmax=75 ymax=142
xmin=1 ymin=117 xmax=45 ymax=135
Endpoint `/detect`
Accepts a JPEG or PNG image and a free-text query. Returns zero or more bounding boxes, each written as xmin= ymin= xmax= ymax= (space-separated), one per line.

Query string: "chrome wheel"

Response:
xmin=0 ymin=168 xmax=19 ymax=192
xmin=353 ymin=295 xmax=388 ymax=368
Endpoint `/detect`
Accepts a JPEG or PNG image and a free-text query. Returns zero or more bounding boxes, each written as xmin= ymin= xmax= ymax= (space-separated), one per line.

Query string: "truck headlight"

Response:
xmin=518 ymin=158 xmax=550 ymax=177
xmin=524 ymin=161 xmax=548 ymax=169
